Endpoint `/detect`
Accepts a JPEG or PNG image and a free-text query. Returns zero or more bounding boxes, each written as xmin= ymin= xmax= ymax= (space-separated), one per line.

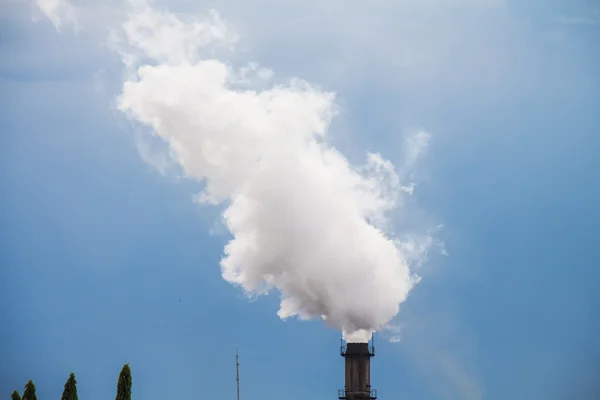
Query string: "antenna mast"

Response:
xmin=236 ymin=347 xmax=240 ymax=400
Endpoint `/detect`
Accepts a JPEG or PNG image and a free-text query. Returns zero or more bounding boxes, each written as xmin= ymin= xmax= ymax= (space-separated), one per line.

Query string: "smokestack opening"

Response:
xmin=341 ymin=343 xmax=374 ymax=357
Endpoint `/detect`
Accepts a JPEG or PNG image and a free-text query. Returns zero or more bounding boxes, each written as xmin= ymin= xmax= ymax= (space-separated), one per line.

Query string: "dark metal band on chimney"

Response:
xmin=338 ymin=339 xmax=377 ymax=400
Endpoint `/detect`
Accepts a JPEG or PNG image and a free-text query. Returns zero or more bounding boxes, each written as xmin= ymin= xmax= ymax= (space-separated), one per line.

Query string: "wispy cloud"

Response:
xmin=133 ymin=131 xmax=174 ymax=177
xmin=33 ymin=0 xmax=79 ymax=32
xmin=399 ymin=130 xmax=431 ymax=193
xmin=554 ymin=14 xmax=599 ymax=26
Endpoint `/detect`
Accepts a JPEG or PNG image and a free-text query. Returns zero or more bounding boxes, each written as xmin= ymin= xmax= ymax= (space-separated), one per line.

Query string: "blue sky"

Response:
xmin=1 ymin=1 xmax=599 ymax=400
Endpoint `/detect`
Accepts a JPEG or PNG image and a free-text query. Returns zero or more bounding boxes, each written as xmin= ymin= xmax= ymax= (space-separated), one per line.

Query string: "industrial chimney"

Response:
xmin=338 ymin=338 xmax=377 ymax=400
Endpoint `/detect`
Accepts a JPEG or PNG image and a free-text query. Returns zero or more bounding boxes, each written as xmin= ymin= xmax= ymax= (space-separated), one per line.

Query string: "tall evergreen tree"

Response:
xmin=115 ymin=363 xmax=132 ymax=400
xmin=22 ymin=380 xmax=36 ymax=400
xmin=11 ymin=390 xmax=21 ymax=400
xmin=61 ymin=373 xmax=78 ymax=400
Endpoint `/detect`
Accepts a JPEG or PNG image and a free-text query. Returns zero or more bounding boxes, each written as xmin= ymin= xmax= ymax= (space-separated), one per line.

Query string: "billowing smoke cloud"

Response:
xmin=115 ymin=1 xmax=432 ymax=342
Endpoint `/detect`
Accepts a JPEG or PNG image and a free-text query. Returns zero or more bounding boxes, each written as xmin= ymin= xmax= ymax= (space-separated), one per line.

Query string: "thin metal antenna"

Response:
xmin=236 ymin=347 xmax=240 ymax=400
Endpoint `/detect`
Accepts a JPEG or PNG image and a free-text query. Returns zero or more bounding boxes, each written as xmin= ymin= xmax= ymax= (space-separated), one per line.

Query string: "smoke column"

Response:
xmin=115 ymin=1 xmax=431 ymax=342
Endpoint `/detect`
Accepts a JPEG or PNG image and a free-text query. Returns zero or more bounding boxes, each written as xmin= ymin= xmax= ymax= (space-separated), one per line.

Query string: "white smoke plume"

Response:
xmin=115 ymin=0 xmax=433 ymax=342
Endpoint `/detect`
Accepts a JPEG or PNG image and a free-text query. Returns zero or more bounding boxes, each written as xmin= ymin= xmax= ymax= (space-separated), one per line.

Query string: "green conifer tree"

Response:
xmin=22 ymin=380 xmax=36 ymax=400
xmin=11 ymin=390 xmax=21 ymax=400
xmin=61 ymin=373 xmax=78 ymax=400
xmin=115 ymin=363 xmax=132 ymax=400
